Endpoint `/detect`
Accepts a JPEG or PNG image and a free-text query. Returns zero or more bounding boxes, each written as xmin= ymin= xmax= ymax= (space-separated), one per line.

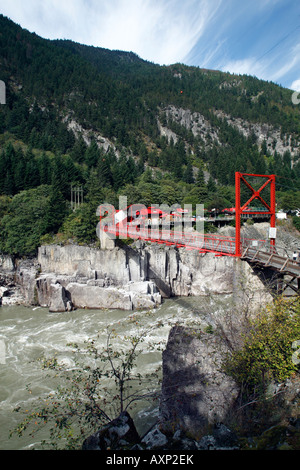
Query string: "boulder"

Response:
xmin=124 ymin=281 xmax=162 ymax=310
xmin=82 ymin=411 xmax=140 ymax=450
xmin=159 ymin=326 xmax=239 ymax=439
xmin=66 ymin=283 xmax=133 ymax=310
xmin=141 ymin=424 xmax=168 ymax=449
xmin=14 ymin=259 xmax=40 ymax=306
xmin=49 ymin=283 xmax=71 ymax=313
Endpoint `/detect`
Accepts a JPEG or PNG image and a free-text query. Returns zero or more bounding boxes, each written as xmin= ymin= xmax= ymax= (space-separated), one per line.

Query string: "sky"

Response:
xmin=0 ymin=0 xmax=299 ymax=91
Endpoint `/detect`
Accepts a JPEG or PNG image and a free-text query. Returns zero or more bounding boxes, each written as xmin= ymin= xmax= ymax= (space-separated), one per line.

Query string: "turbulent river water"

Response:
xmin=0 ymin=295 xmax=232 ymax=450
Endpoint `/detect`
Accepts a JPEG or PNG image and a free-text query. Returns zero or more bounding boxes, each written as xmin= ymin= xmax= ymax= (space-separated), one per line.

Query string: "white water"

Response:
xmin=0 ymin=296 xmax=231 ymax=450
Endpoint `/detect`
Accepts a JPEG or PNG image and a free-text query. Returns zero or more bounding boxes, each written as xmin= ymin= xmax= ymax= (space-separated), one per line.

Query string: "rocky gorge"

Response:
xmin=1 ymin=222 xmax=300 ymax=450
xmin=1 ymin=237 xmax=268 ymax=312
xmin=1 ymin=221 xmax=298 ymax=311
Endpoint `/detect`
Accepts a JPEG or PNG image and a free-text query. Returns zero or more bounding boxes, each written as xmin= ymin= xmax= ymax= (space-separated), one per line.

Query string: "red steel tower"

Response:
xmin=235 ymin=172 xmax=276 ymax=257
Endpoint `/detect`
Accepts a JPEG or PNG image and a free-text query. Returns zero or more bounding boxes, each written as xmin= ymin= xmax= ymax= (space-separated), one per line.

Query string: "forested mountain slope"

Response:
xmin=0 ymin=14 xmax=299 ymax=256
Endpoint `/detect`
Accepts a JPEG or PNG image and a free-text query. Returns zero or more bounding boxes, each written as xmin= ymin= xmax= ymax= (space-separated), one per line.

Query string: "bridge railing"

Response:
xmin=241 ymin=237 xmax=268 ymax=252
xmin=103 ymin=223 xmax=271 ymax=257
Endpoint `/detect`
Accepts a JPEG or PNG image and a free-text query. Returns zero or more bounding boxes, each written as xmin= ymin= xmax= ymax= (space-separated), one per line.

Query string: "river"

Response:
xmin=0 ymin=295 xmax=231 ymax=450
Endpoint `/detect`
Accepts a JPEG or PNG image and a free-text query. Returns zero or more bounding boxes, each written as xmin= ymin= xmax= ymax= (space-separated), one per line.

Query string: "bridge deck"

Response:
xmin=104 ymin=223 xmax=299 ymax=293
xmin=241 ymin=247 xmax=300 ymax=294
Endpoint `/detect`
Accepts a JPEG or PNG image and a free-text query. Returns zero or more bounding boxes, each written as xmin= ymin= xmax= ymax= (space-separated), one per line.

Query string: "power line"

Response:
xmin=255 ymin=25 xmax=300 ymax=64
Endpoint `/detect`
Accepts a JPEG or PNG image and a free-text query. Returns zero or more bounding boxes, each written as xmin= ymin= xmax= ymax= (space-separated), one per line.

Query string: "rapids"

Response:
xmin=0 ymin=295 xmax=232 ymax=450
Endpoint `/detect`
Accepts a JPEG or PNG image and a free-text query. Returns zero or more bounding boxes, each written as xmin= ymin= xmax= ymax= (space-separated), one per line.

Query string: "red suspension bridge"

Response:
xmin=100 ymin=173 xmax=300 ymax=293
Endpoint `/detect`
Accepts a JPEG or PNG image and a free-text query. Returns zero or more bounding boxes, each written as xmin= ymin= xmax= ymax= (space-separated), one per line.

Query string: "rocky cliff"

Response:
xmin=162 ymin=105 xmax=299 ymax=158
xmin=0 ymin=239 xmax=271 ymax=311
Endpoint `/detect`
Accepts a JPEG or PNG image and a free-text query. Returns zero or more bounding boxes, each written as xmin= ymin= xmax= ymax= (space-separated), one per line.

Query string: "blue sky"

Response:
xmin=0 ymin=0 xmax=299 ymax=90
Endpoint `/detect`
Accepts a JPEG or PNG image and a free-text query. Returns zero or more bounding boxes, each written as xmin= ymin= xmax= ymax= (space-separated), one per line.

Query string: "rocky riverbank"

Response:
xmin=1 ymin=221 xmax=299 ymax=311
xmin=0 ymin=240 xmax=269 ymax=312
xmin=82 ymin=325 xmax=300 ymax=451
xmin=1 ymin=223 xmax=299 ymax=450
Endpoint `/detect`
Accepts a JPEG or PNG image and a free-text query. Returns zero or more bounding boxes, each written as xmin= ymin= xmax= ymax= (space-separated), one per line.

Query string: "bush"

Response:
xmin=0 ymin=185 xmax=52 ymax=256
xmin=61 ymin=203 xmax=98 ymax=244
xmin=224 ymin=297 xmax=300 ymax=397
xmin=292 ymin=216 xmax=300 ymax=232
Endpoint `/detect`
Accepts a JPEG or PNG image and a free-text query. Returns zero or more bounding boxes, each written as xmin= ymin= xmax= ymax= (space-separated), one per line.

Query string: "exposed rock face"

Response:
xmin=159 ymin=326 xmax=239 ymax=439
xmin=0 ymin=239 xmax=270 ymax=311
xmin=82 ymin=411 xmax=140 ymax=450
xmin=161 ymin=105 xmax=299 ymax=159
xmin=66 ymin=283 xmax=133 ymax=310
xmin=37 ymin=242 xmax=256 ymax=298
xmin=0 ymin=256 xmax=28 ymax=306
xmin=48 ymin=283 xmax=72 ymax=313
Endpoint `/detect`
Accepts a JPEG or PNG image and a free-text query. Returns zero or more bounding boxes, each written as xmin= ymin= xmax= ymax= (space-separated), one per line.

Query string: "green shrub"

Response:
xmin=224 ymin=297 xmax=300 ymax=397
xmin=292 ymin=216 xmax=300 ymax=232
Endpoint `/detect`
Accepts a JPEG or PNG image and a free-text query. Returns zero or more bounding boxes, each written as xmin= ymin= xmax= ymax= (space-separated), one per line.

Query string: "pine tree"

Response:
xmin=183 ymin=161 xmax=194 ymax=184
xmin=43 ymin=182 xmax=69 ymax=234
xmin=39 ymin=153 xmax=52 ymax=186
xmin=24 ymin=160 xmax=40 ymax=189
xmin=51 ymin=155 xmax=68 ymax=197
xmin=14 ymin=158 xmax=26 ymax=192
xmin=96 ymin=155 xmax=113 ymax=188
xmin=85 ymin=140 xmax=100 ymax=168
xmin=70 ymin=135 xmax=88 ymax=163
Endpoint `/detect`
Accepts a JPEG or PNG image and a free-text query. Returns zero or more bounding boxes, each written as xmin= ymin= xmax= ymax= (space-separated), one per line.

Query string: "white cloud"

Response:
xmin=0 ymin=0 xmax=222 ymax=65
xmin=291 ymin=79 xmax=300 ymax=92
xmin=0 ymin=0 xmax=298 ymax=88
xmin=220 ymin=57 xmax=269 ymax=79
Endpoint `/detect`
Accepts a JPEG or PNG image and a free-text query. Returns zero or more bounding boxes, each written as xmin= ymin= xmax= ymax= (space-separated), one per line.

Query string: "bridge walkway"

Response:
xmin=104 ymin=223 xmax=299 ymax=294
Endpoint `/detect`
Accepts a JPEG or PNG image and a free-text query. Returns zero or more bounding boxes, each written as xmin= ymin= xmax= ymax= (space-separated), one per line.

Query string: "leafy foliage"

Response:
xmin=224 ymin=297 xmax=300 ymax=398
xmin=0 ymin=185 xmax=57 ymax=256
xmin=10 ymin=319 xmax=162 ymax=450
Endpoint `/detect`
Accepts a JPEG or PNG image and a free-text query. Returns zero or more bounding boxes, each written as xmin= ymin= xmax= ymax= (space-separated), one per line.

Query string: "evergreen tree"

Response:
xmin=183 ymin=161 xmax=194 ymax=184
xmin=207 ymin=175 xmax=217 ymax=194
xmin=39 ymin=153 xmax=52 ymax=186
xmin=24 ymin=160 xmax=40 ymax=189
xmin=14 ymin=158 xmax=26 ymax=192
xmin=85 ymin=140 xmax=100 ymax=168
xmin=70 ymin=135 xmax=88 ymax=163
xmin=96 ymin=155 xmax=113 ymax=188
xmin=43 ymin=183 xmax=69 ymax=234
xmin=51 ymin=155 xmax=68 ymax=197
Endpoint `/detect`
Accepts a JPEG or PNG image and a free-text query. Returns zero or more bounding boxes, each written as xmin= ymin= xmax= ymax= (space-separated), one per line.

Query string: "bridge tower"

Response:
xmin=235 ymin=172 xmax=276 ymax=257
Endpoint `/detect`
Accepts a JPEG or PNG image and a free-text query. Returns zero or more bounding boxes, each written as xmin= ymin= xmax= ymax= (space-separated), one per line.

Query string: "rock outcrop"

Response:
xmin=0 ymin=240 xmax=271 ymax=311
xmin=37 ymin=241 xmax=264 ymax=299
xmin=81 ymin=324 xmax=300 ymax=451
xmin=0 ymin=255 xmax=25 ymax=306
xmin=159 ymin=326 xmax=239 ymax=438
xmin=82 ymin=411 xmax=141 ymax=450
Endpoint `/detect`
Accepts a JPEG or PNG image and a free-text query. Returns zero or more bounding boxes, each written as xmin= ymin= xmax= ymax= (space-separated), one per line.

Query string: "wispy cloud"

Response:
xmin=0 ymin=0 xmax=299 ymax=88
xmin=291 ymin=79 xmax=300 ymax=91
xmin=0 ymin=0 xmax=222 ymax=65
xmin=220 ymin=57 xmax=269 ymax=79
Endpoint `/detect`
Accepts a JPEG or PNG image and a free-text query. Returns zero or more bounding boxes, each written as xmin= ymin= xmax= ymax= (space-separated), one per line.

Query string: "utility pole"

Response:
xmin=71 ymin=185 xmax=84 ymax=211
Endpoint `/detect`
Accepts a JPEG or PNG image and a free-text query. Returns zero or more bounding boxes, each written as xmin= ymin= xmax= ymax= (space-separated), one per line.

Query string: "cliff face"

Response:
xmin=35 ymin=242 xmax=268 ymax=310
xmin=0 ymin=242 xmax=270 ymax=311
xmin=37 ymin=242 xmax=235 ymax=297
xmin=162 ymin=104 xmax=299 ymax=158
